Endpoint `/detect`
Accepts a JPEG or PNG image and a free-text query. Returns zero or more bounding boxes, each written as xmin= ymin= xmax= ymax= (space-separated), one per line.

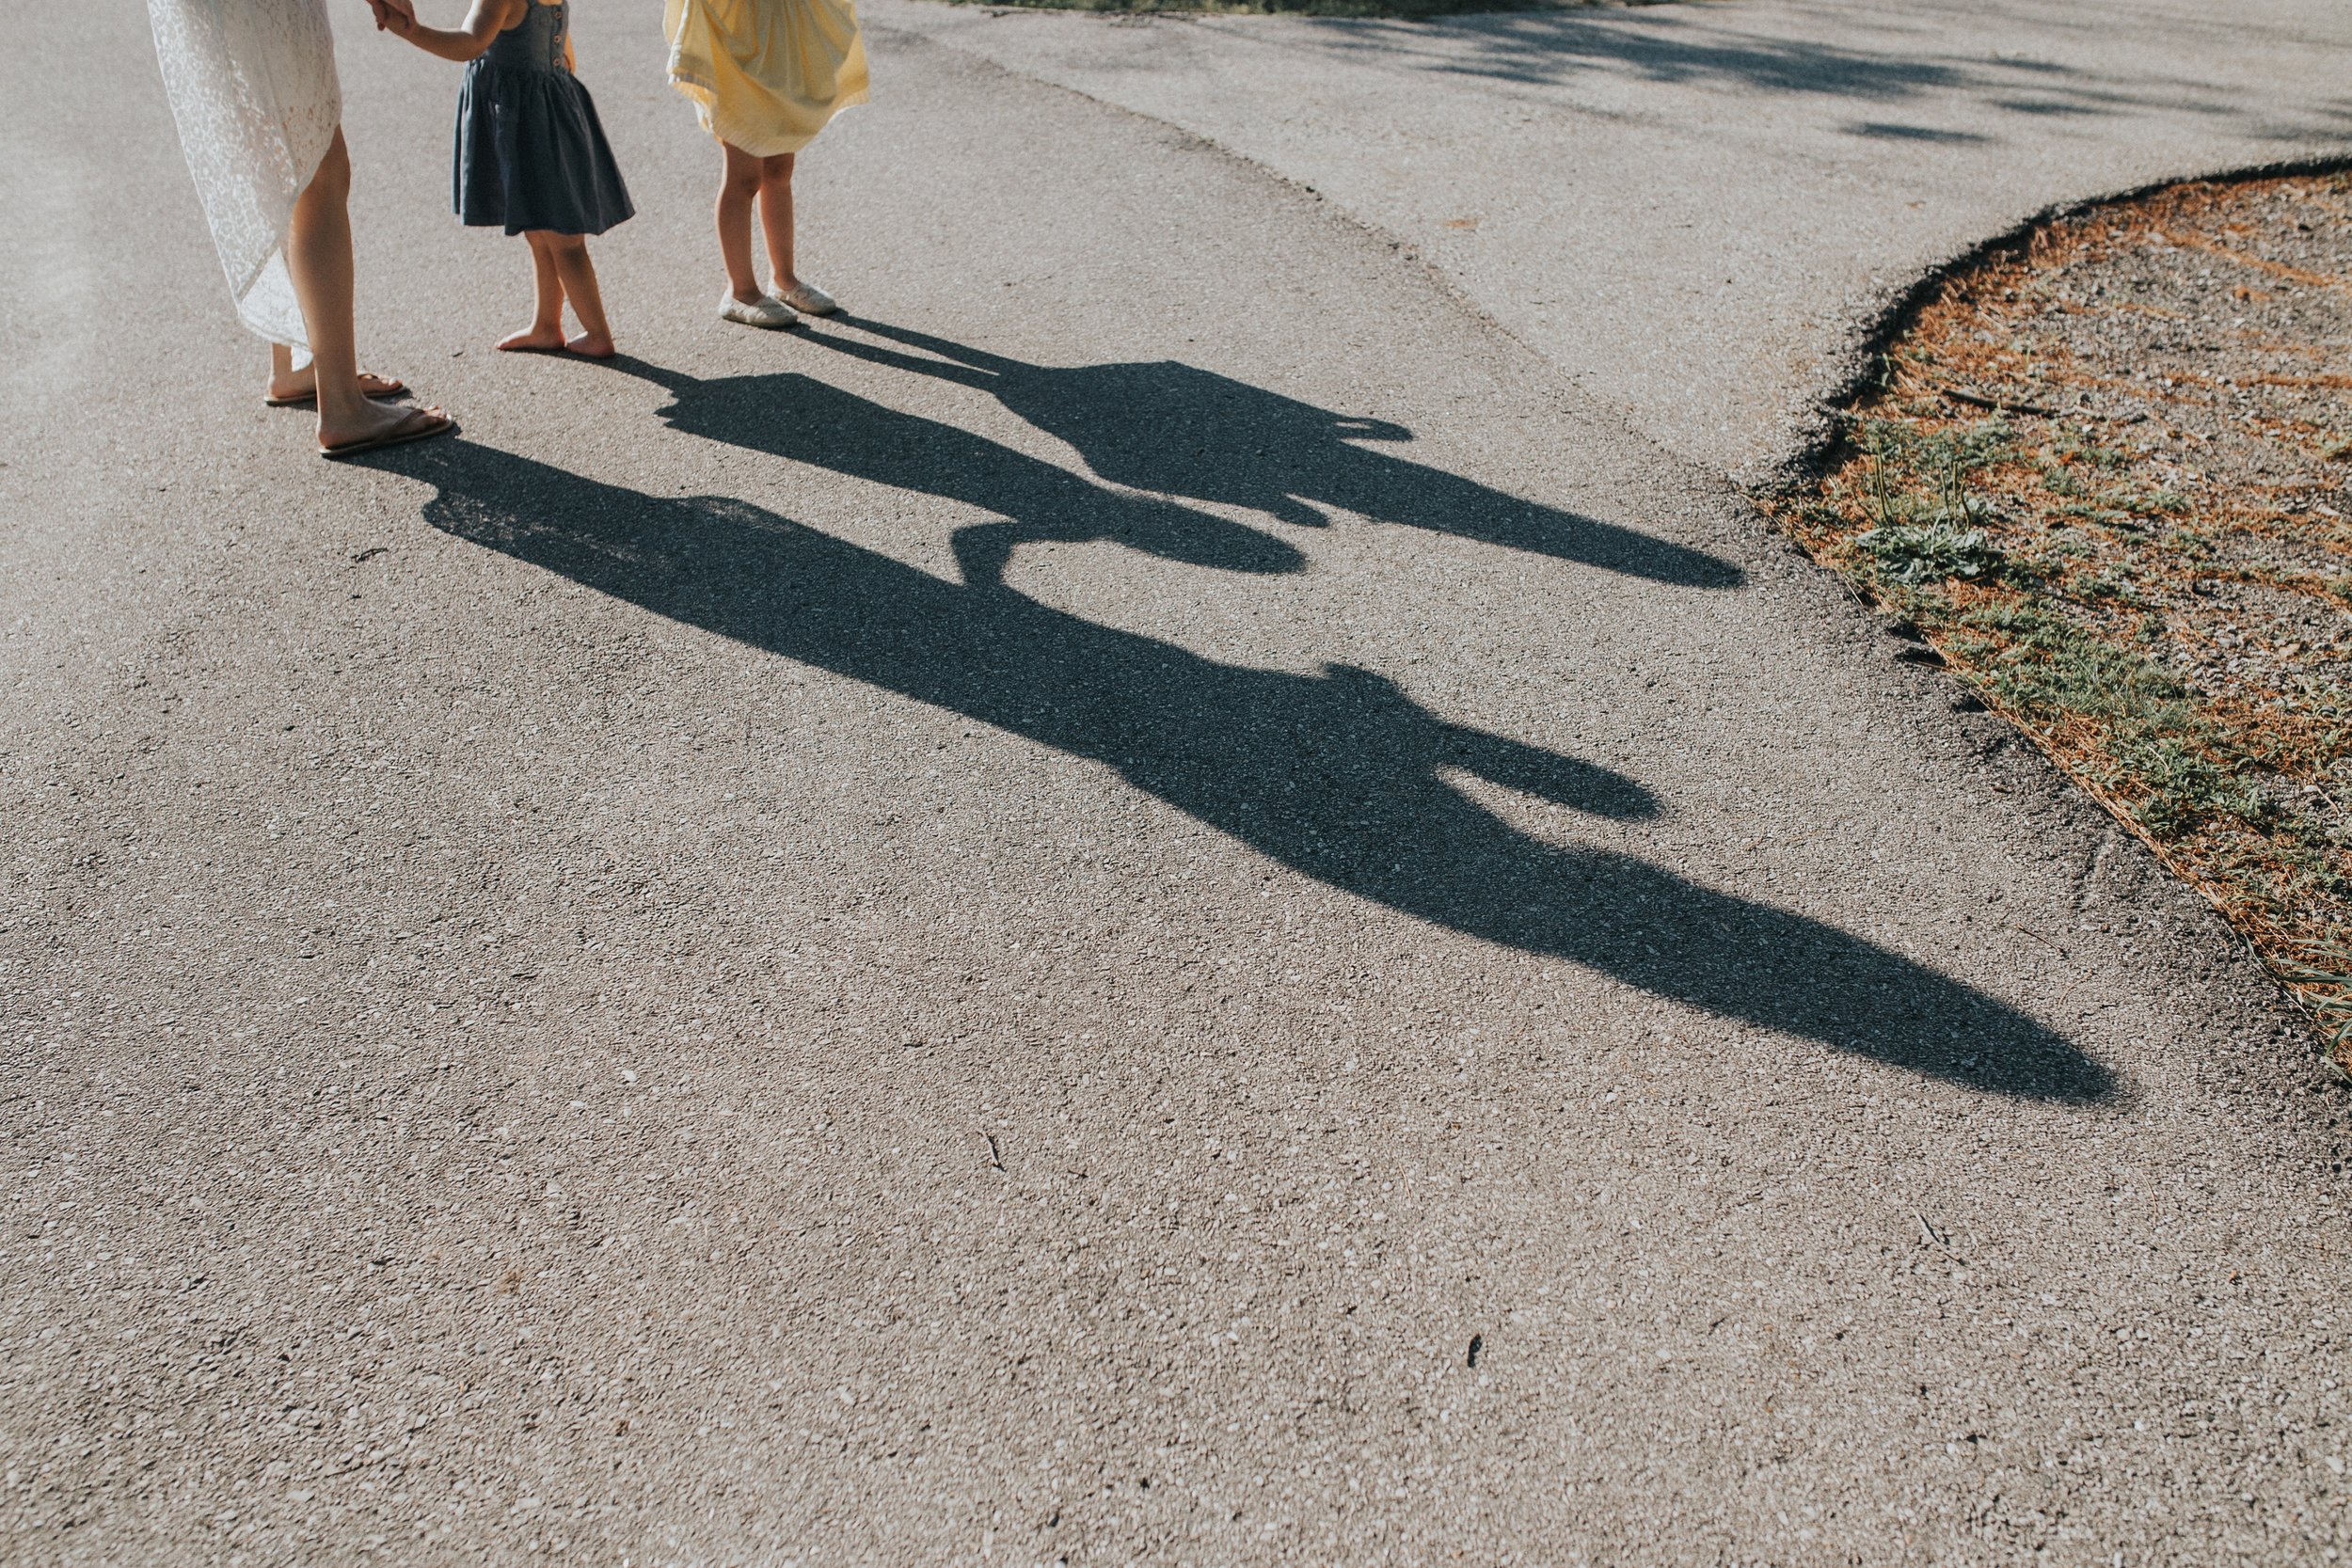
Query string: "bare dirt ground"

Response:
xmin=1771 ymin=169 xmax=2352 ymax=1066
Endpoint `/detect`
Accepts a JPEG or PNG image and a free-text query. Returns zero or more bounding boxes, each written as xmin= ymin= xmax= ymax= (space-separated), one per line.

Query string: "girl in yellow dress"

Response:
xmin=664 ymin=0 xmax=868 ymax=329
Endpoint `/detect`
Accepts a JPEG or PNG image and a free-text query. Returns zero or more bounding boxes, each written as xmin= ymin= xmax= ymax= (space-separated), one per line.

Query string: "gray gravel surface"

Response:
xmin=3 ymin=3 xmax=2350 ymax=1565
xmin=880 ymin=0 xmax=2352 ymax=477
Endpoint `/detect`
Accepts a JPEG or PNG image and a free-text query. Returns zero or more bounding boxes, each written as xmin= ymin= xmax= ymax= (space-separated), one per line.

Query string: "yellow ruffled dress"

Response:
xmin=663 ymin=0 xmax=869 ymax=157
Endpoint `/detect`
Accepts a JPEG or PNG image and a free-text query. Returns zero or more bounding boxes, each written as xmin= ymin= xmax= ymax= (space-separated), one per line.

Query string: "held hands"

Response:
xmin=382 ymin=0 xmax=527 ymax=62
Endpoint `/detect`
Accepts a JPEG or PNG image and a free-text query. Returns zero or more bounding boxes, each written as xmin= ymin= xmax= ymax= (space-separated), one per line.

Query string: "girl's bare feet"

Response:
xmin=565 ymin=332 xmax=615 ymax=359
xmin=265 ymin=367 xmax=406 ymax=404
xmin=317 ymin=398 xmax=453 ymax=456
xmin=498 ymin=325 xmax=568 ymax=353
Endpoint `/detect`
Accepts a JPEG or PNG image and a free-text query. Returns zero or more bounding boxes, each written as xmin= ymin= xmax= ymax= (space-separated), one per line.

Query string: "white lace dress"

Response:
xmin=148 ymin=0 xmax=343 ymax=351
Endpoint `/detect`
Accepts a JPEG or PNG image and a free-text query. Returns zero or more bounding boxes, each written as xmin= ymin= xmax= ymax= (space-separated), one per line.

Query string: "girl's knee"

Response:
xmin=762 ymin=153 xmax=796 ymax=183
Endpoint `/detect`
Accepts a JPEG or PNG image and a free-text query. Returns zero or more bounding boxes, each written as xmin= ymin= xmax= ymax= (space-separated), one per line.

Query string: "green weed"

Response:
xmin=1950 ymin=600 xmax=2268 ymax=837
xmin=1855 ymin=522 xmax=2004 ymax=585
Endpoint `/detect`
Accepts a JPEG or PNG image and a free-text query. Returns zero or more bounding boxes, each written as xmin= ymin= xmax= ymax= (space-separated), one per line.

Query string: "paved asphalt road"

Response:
xmin=2 ymin=3 xmax=2349 ymax=1564
xmin=883 ymin=0 xmax=2352 ymax=477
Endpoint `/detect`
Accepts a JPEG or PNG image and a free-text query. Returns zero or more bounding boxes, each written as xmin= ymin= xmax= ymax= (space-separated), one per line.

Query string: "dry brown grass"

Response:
xmin=1766 ymin=172 xmax=2352 ymax=1067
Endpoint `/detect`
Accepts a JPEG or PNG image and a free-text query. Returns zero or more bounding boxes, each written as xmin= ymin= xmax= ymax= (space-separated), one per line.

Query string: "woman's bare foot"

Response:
xmin=265 ymin=367 xmax=405 ymax=405
xmin=317 ymin=399 xmax=453 ymax=456
xmin=498 ymin=325 xmax=567 ymax=353
xmin=566 ymin=332 xmax=616 ymax=359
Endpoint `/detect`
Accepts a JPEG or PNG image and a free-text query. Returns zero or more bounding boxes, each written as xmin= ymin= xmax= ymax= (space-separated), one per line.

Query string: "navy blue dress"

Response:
xmin=453 ymin=1 xmax=633 ymax=237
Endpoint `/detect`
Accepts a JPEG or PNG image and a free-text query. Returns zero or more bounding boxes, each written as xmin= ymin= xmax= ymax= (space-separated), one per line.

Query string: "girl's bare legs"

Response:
xmin=284 ymin=128 xmax=445 ymax=449
xmin=539 ymin=234 xmax=614 ymax=357
xmin=755 ymin=151 xmax=798 ymax=294
xmin=717 ymin=140 xmax=770 ymax=305
xmin=499 ymin=233 xmax=569 ymax=353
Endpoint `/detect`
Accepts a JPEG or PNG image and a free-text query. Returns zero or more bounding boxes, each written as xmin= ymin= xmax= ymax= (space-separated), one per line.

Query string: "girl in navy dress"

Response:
xmin=391 ymin=0 xmax=634 ymax=356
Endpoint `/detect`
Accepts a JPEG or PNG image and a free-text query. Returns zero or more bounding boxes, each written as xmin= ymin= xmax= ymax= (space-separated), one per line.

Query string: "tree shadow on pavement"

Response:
xmin=1394 ymin=10 xmax=1987 ymax=99
xmin=1290 ymin=7 xmax=2229 ymax=128
xmin=614 ymin=344 xmax=1743 ymax=590
xmin=373 ymin=436 xmax=2116 ymax=1104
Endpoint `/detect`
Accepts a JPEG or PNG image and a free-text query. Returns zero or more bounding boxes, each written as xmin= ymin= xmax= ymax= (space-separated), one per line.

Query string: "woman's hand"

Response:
xmin=392 ymin=0 xmax=525 ymax=61
xmin=363 ymin=0 xmax=417 ymax=31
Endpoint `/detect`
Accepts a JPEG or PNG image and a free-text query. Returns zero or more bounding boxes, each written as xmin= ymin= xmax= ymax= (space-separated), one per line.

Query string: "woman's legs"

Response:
xmin=265 ymin=342 xmax=403 ymax=403
xmin=539 ymin=234 xmax=614 ymax=357
xmin=498 ymin=232 xmax=570 ymax=353
xmin=717 ymin=141 xmax=769 ymax=305
xmin=283 ymin=127 xmax=445 ymax=449
xmin=755 ymin=152 xmax=797 ymax=293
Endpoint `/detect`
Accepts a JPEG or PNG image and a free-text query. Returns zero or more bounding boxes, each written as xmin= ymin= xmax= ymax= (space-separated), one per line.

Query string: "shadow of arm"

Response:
xmin=1445 ymin=723 xmax=1659 ymax=820
xmin=796 ymin=328 xmax=1000 ymax=389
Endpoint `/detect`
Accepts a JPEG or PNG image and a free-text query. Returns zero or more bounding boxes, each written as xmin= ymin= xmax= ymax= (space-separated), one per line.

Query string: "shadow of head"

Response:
xmin=373 ymin=438 xmax=2115 ymax=1106
xmin=755 ymin=324 xmax=1747 ymax=590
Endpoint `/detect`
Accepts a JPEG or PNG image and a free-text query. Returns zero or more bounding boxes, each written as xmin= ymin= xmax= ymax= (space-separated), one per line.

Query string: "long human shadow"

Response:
xmin=618 ymin=344 xmax=1742 ymax=590
xmin=377 ymin=438 xmax=2113 ymax=1104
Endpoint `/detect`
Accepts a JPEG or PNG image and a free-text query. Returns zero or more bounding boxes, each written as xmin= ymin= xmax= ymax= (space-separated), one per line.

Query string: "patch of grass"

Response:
xmin=1765 ymin=171 xmax=2352 ymax=1076
xmin=1856 ymin=521 xmax=2004 ymax=584
xmin=1941 ymin=600 xmax=2269 ymax=837
xmin=2274 ymin=940 xmax=2352 ymax=1061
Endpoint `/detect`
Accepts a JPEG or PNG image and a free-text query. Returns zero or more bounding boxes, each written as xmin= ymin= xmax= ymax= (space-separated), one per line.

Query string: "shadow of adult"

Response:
xmin=607 ymin=356 xmax=1304 ymax=589
xmin=381 ymin=438 xmax=2113 ymax=1104
xmin=696 ymin=327 xmax=1743 ymax=589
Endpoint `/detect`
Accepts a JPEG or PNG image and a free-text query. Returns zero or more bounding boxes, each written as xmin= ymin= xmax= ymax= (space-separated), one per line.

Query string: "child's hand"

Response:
xmin=363 ymin=0 xmax=416 ymax=31
xmin=386 ymin=0 xmax=520 ymax=61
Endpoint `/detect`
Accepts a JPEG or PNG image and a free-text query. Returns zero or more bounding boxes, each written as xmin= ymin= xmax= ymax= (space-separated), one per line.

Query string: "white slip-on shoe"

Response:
xmin=719 ymin=292 xmax=801 ymax=329
xmin=775 ymin=281 xmax=839 ymax=317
